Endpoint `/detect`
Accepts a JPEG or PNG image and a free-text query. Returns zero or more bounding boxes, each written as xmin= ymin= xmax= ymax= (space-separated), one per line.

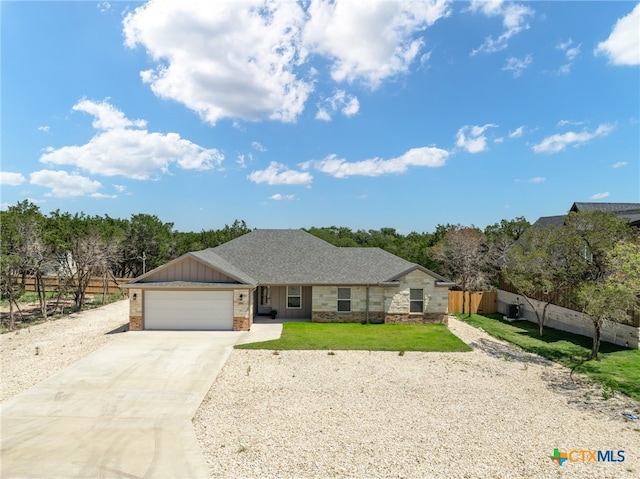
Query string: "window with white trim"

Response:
xmin=410 ymin=288 xmax=424 ymax=313
xmin=287 ymin=285 xmax=302 ymax=309
xmin=337 ymin=287 xmax=351 ymax=312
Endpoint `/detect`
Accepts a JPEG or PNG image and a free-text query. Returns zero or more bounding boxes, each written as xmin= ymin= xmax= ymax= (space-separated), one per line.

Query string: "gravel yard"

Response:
xmin=194 ymin=319 xmax=639 ymax=479
xmin=2 ymin=304 xmax=638 ymax=478
xmin=0 ymin=300 xmax=129 ymax=402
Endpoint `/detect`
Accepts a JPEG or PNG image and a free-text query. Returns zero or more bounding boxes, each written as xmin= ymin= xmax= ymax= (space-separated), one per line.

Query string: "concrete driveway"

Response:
xmin=1 ymin=326 xmax=281 ymax=479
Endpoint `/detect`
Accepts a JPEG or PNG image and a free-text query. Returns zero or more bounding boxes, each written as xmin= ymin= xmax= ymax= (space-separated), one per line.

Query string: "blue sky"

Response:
xmin=1 ymin=0 xmax=639 ymax=234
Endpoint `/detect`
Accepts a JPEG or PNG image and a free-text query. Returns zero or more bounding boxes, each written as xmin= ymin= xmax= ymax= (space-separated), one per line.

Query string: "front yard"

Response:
xmin=457 ymin=313 xmax=640 ymax=401
xmin=235 ymin=322 xmax=472 ymax=352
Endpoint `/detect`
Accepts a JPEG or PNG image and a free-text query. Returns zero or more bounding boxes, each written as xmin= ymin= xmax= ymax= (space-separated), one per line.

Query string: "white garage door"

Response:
xmin=144 ymin=291 xmax=234 ymax=330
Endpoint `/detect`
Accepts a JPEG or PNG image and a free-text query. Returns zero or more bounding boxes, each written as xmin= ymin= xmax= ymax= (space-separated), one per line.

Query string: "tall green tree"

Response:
xmin=485 ymin=216 xmax=530 ymax=285
xmin=503 ymin=210 xmax=632 ymax=355
xmin=0 ymin=201 xmax=47 ymax=328
xmin=565 ymin=211 xmax=632 ymax=358
xmin=119 ymin=214 xmax=175 ymax=277
xmin=503 ymin=223 xmax=579 ymax=336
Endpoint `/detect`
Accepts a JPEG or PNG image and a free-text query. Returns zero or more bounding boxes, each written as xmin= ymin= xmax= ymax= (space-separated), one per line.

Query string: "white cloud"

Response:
xmin=528 ymin=176 xmax=545 ymax=184
xmin=304 ymin=0 xmax=450 ymax=88
xmin=113 ymin=184 xmax=127 ymax=192
xmin=0 ymin=172 xmax=26 ymax=186
xmin=612 ymin=161 xmax=628 ymax=168
xmin=124 ymin=0 xmax=312 ymax=124
xmin=252 ymin=141 xmax=267 ymax=152
xmin=315 ymin=109 xmax=332 ymax=121
xmin=248 ymin=162 xmax=313 ymax=185
xmin=270 ymin=193 xmax=295 ymax=201
xmin=590 ymin=192 xmax=610 ymax=200
xmin=595 ymin=3 xmax=640 ymax=66
xmin=502 ymin=55 xmax=532 ymax=77
xmin=37 ymin=125 xmax=50 ymax=133
xmin=73 ymin=98 xmax=146 ymax=130
xmin=468 ymin=0 xmax=534 ymax=55
xmin=30 ymin=170 xmax=104 ymax=198
xmin=455 ymin=124 xmax=497 ymax=153
xmin=557 ymin=119 xmax=581 ymax=127
xmin=309 ymin=147 xmax=449 ymax=178
xmin=556 ymin=38 xmax=581 ymax=74
xmin=532 ymin=123 xmax=614 ymax=154
xmin=509 ymin=126 xmax=524 ymax=138
xmin=40 ymin=99 xmax=223 ymax=179
xmin=315 ymin=90 xmax=360 ymax=121
xmin=97 ymin=1 xmax=111 ymax=13
xmin=123 ymin=1 xmax=449 ymax=123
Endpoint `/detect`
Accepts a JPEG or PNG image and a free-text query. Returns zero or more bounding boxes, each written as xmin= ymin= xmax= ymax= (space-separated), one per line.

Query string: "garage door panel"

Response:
xmin=144 ymin=291 xmax=233 ymax=330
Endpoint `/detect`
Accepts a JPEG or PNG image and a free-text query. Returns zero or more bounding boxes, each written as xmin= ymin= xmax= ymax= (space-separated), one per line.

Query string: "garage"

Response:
xmin=144 ymin=290 xmax=234 ymax=330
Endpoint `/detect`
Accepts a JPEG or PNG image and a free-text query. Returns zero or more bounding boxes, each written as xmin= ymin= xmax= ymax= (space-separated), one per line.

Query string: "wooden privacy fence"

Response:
xmin=448 ymin=291 xmax=497 ymax=315
xmin=21 ymin=275 xmax=129 ymax=296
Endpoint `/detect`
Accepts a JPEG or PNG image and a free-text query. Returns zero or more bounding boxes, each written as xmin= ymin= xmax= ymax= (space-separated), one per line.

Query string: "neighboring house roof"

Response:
xmin=532 ymin=215 xmax=566 ymax=228
xmin=531 ymin=203 xmax=640 ymax=230
xmin=126 ymin=229 xmax=452 ymax=287
xmin=569 ymin=202 xmax=640 ymax=227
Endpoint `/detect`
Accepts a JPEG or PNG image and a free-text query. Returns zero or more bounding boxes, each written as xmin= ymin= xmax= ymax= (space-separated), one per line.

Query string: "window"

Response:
xmin=337 ymin=287 xmax=351 ymax=312
xmin=410 ymin=289 xmax=424 ymax=313
xmin=287 ymin=285 xmax=302 ymax=309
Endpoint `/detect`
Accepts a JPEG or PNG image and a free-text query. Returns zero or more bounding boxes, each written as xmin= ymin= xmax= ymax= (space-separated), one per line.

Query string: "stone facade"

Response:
xmin=233 ymin=288 xmax=252 ymax=331
xmin=498 ymin=290 xmax=639 ymax=349
xmin=128 ymin=288 xmax=143 ymax=331
xmin=385 ymin=313 xmax=448 ymax=324
xmin=311 ymin=270 xmax=450 ymax=325
xmin=312 ymin=311 xmax=385 ymax=323
xmin=384 ymin=270 xmax=449 ymax=321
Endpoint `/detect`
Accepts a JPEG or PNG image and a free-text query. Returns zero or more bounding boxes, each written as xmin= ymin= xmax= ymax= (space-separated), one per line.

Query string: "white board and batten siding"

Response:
xmin=144 ymin=290 xmax=234 ymax=330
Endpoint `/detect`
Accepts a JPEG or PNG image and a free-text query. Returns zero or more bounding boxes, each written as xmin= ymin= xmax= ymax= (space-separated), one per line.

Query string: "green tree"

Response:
xmin=503 ymin=210 xmax=631 ymax=355
xmin=485 ymin=216 xmax=530 ymax=285
xmin=1 ymin=201 xmax=47 ymax=328
xmin=119 ymin=214 xmax=175 ymax=277
xmin=503 ymin=223 xmax=579 ymax=336
xmin=566 ymin=212 xmax=634 ymax=358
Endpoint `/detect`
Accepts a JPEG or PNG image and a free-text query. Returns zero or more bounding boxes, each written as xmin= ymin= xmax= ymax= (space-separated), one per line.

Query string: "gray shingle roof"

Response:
xmin=205 ymin=229 xmax=446 ymax=285
xmin=569 ymin=202 xmax=640 ymax=226
xmin=532 ymin=215 xmax=566 ymax=228
xmin=570 ymin=202 xmax=640 ymax=214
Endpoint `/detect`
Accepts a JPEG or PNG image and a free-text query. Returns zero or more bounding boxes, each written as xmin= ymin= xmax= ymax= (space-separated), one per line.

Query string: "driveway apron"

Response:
xmin=0 ymin=331 xmax=241 ymax=478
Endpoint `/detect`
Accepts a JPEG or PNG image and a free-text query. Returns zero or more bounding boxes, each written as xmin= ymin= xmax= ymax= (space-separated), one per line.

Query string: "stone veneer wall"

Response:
xmin=385 ymin=313 xmax=448 ymax=324
xmin=498 ymin=290 xmax=639 ymax=349
xmin=311 ymin=270 xmax=450 ymax=325
xmin=384 ymin=270 xmax=449 ymax=324
xmin=312 ymin=285 xmax=385 ymax=323
xmin=128 ymin=288 xmax=143 ymax=331
xmin=312 ymin=311 xmax=386 ymax=323
xmin=233 ymin=288 xmax=253 ymax=331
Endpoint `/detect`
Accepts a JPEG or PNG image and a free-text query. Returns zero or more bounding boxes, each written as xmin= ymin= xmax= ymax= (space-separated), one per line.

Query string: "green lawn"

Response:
xmin=236 ymin=322 xmax=472 ymax=352
xmin=457 ymin=313 xmax=640 ymax=401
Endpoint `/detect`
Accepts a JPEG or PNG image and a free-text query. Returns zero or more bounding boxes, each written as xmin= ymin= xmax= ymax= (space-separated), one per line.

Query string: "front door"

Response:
xmin=258 ymin=285 xmax=271 ymax=314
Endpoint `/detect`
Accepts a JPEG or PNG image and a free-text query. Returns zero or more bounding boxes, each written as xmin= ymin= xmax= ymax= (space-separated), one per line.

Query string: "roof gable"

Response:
xmin=127 ymin=252 xmax=256 ymax=286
